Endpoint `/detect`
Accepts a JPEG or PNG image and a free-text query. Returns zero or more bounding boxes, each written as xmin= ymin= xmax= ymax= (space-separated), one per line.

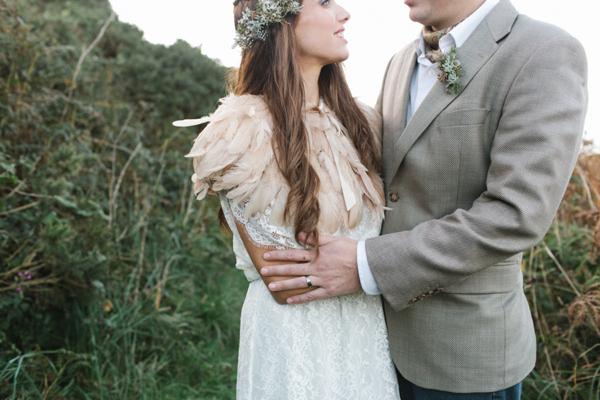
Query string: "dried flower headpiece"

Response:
xmin=233 ymin=0 xmax=303 ymax=50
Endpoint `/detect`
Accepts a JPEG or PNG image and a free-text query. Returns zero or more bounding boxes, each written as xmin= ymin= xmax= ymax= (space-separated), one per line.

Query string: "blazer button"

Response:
xmin=388 ymin=192 xmax=400 ymax=202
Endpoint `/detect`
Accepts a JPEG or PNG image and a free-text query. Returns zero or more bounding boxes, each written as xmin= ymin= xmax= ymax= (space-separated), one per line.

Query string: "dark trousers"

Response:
xmin=397 ymin=370 xmax=522 ymax=400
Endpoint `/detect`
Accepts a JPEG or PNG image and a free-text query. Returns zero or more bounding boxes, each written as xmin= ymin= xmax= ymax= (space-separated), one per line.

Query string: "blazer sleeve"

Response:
xmin=367 ymin=32 xmax=589 ymax=311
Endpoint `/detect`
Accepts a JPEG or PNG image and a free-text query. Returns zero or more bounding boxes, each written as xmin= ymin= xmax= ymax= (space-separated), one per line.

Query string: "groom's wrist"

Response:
xmin=357 ymin=240 xmax=381 ymax=295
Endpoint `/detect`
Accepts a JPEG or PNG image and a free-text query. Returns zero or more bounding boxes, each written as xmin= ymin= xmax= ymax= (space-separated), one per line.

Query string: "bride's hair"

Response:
xmin=227 ymin=0 xmax=382 ymax=247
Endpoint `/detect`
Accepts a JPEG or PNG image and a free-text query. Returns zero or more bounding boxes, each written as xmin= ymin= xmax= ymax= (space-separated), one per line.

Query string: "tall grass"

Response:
xmin=522 ymin=149 xmax=600 ymax=400
xmin=1 ymin=195 xmax=248 ymax=399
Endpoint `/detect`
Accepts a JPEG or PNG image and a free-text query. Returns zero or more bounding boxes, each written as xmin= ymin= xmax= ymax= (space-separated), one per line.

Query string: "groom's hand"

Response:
xmin=261 ymin=233 xmax=361 ymax=304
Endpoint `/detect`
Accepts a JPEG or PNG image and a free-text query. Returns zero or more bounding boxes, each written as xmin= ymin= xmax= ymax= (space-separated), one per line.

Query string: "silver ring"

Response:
xmin=305 ymin=275 xmax=313 ymax=288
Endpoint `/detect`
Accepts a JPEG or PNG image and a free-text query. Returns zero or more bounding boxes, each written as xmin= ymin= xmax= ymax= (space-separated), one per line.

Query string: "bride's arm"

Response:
xmin=235 ymin=221 xmax=316 ymax=305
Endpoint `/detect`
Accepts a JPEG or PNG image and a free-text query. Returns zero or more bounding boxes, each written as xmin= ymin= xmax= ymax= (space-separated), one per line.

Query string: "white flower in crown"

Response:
xmin=233 ymin=0 xmax=303 ymax=50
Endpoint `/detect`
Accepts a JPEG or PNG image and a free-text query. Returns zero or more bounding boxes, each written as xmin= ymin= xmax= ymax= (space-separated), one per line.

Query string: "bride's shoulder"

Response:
xmin=207 ymin=93 xmax=272 ymax=125
xmin=354 ymin=100 xmax=382 ymax=143
xmin=218 ymin=93 xmax=268 ymax=112
xmin=173 ymin=93 xmax=271 ymax=129
xmin=354 ymin=100 xmax=381 ymax=127
xmin=180 ymin=93 xmax=278 ymax=203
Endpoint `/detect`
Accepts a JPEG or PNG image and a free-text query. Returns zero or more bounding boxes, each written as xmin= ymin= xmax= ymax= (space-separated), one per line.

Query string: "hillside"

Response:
xmin=1 ymin=0 xmax=598 ymax=398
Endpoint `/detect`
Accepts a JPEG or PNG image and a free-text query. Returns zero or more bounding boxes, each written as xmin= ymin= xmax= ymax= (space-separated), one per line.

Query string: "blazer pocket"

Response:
xmin=436 ymin=108 xmax=490 ymax=128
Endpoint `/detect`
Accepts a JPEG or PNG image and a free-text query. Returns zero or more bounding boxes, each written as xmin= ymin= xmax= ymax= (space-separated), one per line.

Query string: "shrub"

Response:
xmin=1 ymin=0 xmax=246 ymax=398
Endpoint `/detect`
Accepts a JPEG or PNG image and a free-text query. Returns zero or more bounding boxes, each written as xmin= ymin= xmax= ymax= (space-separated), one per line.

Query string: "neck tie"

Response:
xmin=422 ymin=24 xmax=458 ymax=63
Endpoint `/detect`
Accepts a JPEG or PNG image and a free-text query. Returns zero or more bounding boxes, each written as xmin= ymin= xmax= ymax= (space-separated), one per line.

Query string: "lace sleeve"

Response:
xmin=231 ymin=199 xmax=302 ymax=251
xmin=216 ymin=193 xmax=303 ymax=283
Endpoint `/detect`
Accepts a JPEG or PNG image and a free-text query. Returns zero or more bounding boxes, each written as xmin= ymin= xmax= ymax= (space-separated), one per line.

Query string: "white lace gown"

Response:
xmin=178 ymin=94 xmax=400 ymax=399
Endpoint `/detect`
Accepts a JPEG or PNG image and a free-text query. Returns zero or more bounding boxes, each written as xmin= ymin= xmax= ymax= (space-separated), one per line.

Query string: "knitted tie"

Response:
xmin=422 ymin=24 xmax=458 ymax=63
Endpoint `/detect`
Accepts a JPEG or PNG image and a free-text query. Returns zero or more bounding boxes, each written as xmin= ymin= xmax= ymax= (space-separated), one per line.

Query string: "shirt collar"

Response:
xmin=413 ymin=0 xmax=500 ymax=57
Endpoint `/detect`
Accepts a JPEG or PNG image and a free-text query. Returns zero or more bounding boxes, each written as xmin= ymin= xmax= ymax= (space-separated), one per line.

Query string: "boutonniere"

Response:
xmin=436 ymin=46 xmax=462 ymax=95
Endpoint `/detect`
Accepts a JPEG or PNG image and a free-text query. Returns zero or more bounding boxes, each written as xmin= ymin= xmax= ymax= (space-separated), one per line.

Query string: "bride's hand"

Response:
xmin=261 ymin=233 xmax=361 ymax=304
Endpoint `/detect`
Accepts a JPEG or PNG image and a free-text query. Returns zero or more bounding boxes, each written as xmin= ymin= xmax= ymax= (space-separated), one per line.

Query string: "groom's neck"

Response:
xmin=428 ymin=0 xmax=486 ymax=31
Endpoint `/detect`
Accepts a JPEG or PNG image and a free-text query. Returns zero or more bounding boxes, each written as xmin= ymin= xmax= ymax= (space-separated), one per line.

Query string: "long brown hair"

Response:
xmin=227 ymin=0 xmax=382 ymax=246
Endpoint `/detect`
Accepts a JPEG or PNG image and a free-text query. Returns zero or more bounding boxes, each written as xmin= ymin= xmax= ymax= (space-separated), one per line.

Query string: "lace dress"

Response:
xmin=177 ymin=94 xmax=400 ymax=400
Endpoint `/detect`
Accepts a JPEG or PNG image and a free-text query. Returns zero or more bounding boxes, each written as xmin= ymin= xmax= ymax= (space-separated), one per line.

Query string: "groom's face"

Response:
xmin=404 ymin=0 xmax=476 ymax=30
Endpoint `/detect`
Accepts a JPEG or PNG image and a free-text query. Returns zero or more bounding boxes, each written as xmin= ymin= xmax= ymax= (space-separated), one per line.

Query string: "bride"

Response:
xmin=175 ymin=0 xmax=400 ymax=398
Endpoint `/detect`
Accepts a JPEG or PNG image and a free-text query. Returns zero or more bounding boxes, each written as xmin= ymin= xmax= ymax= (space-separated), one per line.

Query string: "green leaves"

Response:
xmin=51 ymin=196 xmax=108 ymax=220
xmin=1 ymin=0 xmax=237 ymax=397
xmin=0 ymin=151 xmax=18 ymax=191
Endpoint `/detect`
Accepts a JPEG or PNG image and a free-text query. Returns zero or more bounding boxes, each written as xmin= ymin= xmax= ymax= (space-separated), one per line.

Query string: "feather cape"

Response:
xmin=177 ymin=94 xmax=385 ymax=235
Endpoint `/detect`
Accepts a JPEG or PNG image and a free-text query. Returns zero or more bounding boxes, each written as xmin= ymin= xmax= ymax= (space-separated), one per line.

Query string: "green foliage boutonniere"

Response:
xmin=436 ymin=46 xmax=462 ymax=95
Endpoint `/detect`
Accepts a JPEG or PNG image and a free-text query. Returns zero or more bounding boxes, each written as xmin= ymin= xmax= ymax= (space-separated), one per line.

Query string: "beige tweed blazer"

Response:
xmin=368 ymin=0 xmax=588 ymax=393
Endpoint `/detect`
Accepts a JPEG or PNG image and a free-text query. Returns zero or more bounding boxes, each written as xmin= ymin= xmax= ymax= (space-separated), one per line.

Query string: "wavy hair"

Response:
xmin=227 ymin=0 xmax=382 ymax=247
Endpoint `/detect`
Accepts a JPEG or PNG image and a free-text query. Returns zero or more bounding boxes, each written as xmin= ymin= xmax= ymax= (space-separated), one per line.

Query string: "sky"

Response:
xmin=108 ymin=0 xmax=597 ymax=141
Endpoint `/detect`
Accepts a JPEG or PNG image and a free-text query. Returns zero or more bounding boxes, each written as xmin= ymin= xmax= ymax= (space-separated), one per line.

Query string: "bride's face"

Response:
xmin=294 ymin=0 xmax=351 ymax=68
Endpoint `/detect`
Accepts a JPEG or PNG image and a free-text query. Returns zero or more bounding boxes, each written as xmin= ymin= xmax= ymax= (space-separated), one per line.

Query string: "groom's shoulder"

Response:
xmin=395 ymin=42 xmax=414 ymax=58
xmin=511 ymin=13 xmax=581 ymax=47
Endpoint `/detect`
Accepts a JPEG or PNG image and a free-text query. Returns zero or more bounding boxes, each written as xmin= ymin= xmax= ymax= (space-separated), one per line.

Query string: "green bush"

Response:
xmin=1 ymin=0 xmax=246 ymax=398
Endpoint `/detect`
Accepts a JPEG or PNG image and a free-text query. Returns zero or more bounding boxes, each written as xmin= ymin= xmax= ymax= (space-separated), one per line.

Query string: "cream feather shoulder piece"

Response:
xmin=175 ymin=94 xmax=385 ymax=234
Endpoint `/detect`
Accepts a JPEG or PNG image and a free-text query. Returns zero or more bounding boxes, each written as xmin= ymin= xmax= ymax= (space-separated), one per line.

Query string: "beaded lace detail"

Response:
xmin=232 ymin=199 xmax=297 ymax=250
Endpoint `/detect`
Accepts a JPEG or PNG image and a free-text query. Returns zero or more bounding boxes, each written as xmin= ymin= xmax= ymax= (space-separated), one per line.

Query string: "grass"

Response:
xmin=1 ymin=227 xmax=247 ymax=399
xmin=521 ymin=152 xmax=600 ymax=400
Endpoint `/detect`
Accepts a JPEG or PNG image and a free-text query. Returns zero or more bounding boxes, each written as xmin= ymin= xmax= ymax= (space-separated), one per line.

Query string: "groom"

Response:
xmin=261 ymin=0 xmax=588 ymax=397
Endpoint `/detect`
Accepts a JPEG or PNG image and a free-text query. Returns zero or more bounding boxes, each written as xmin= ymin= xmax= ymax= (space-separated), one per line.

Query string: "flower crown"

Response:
xmin=234 ymin=0 xmax=303 ymax=50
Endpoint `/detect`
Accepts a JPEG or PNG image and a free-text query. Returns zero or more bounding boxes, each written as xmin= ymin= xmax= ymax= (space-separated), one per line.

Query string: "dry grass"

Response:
xmin=523 ymin=147 xmax=600 ymax=399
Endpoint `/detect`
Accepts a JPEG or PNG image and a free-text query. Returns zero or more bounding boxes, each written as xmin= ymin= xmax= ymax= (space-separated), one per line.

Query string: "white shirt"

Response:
xmin=357 ymin=0 xmax=500 ymax=295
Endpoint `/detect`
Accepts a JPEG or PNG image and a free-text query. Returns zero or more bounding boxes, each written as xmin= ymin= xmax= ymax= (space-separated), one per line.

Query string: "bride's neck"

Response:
xmin=300 ymin=63 xmax=322 ymax=107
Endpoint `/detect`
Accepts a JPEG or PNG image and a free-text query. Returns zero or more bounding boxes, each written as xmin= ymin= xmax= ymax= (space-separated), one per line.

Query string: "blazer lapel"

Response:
xmin=392 ymin=51 xmax=417 ymax=141
xmin=390 ymin=0 xmax=518 ymax=179
xmin=383 ymin=49 xmax=416 ymax=187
